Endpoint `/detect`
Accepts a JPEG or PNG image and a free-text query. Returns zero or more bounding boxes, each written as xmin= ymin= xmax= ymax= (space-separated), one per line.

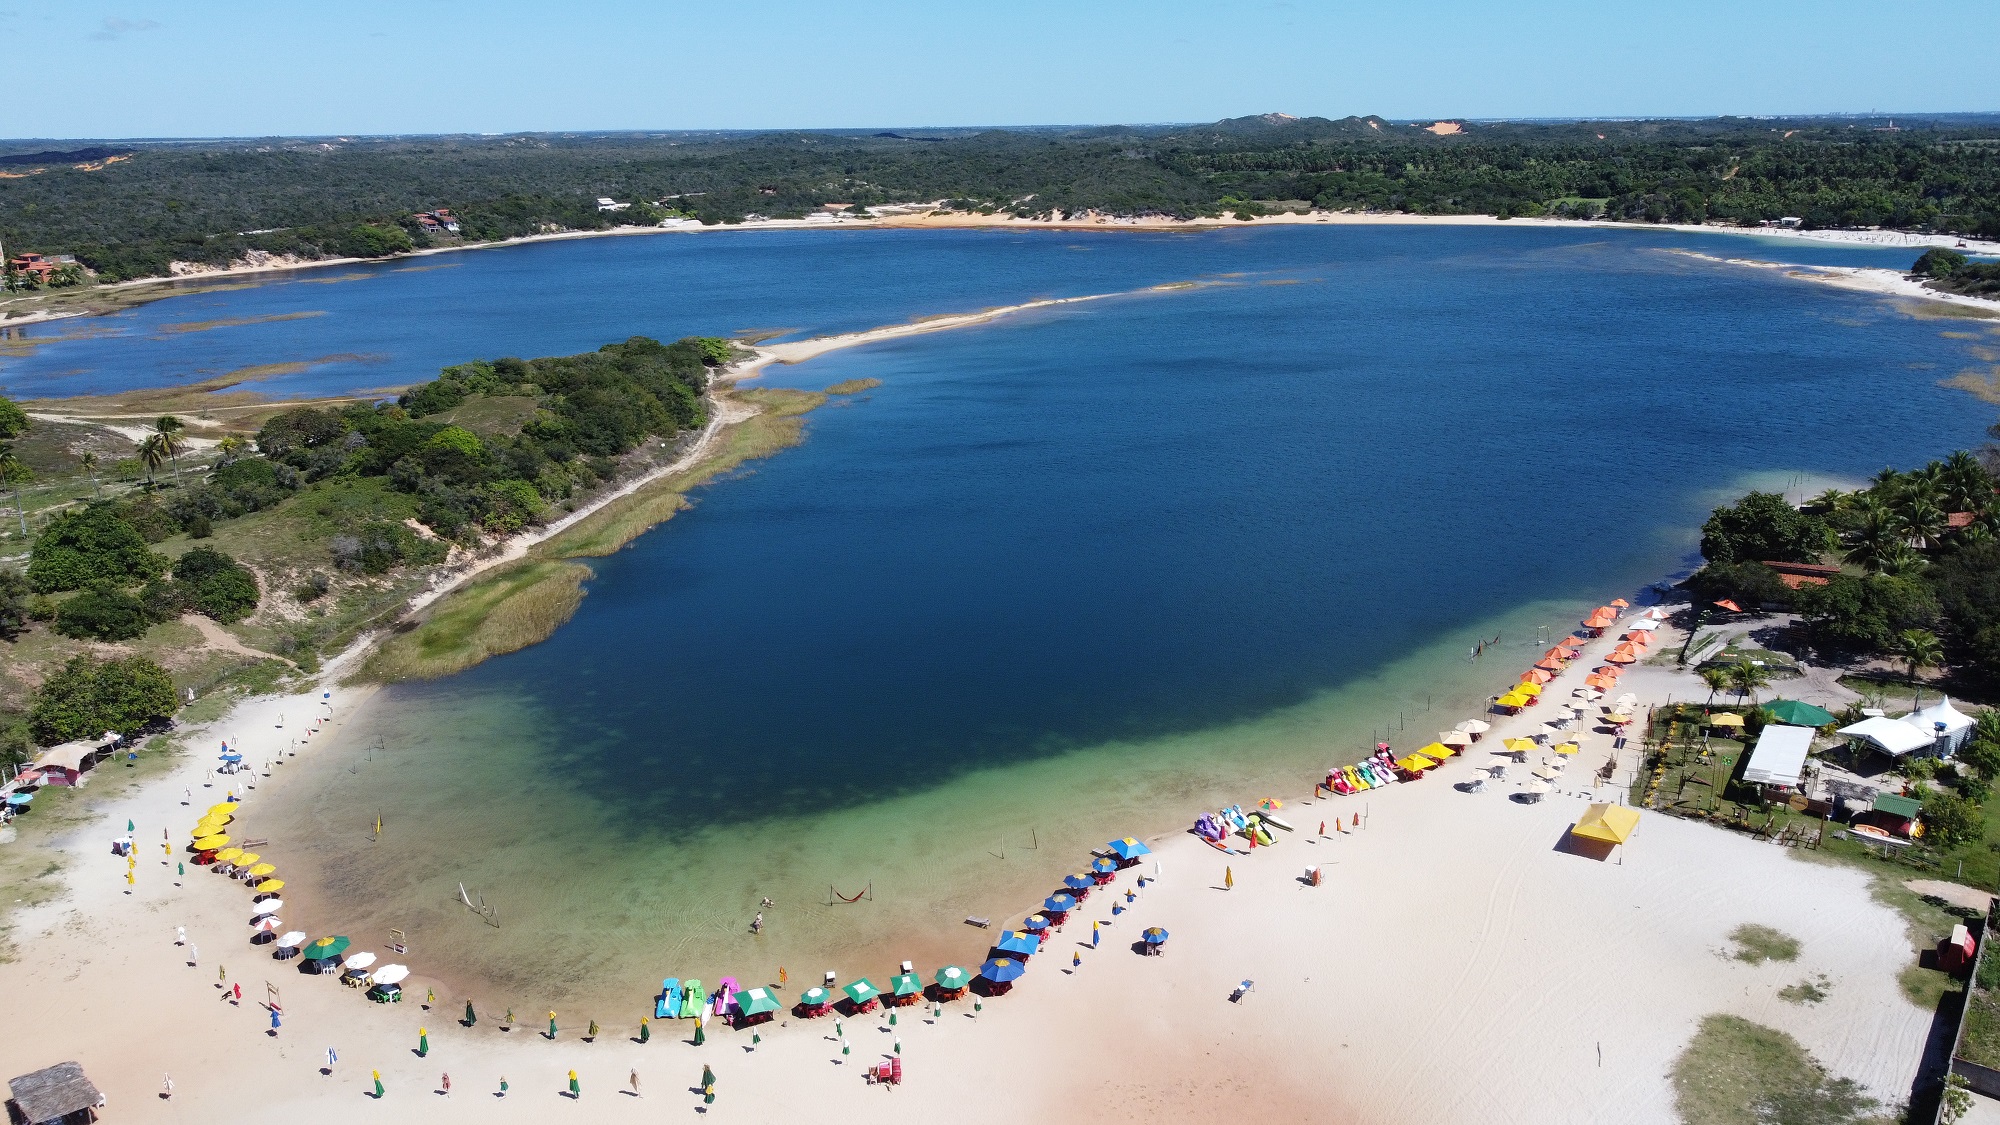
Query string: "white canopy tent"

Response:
xmin=1839 ymin=716 xmax=1935 ymax=758
xmin=1905 ymin=698 xmax=1976 ymax=757
xmin=1743 ymin=724 xmax=1815 ymax=789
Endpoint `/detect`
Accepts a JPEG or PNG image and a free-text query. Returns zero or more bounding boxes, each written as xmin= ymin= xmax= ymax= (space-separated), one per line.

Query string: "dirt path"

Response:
xmin=180 ymin=613 xmax=293 ymax=666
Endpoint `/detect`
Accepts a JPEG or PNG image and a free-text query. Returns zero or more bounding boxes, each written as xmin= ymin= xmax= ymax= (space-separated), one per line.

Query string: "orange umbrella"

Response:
xmin=1584 ymin=673 xmax=1617 ymax=691
xmin=1520 ymin=668 xmax=1554 ymax=683
xmin=1610 ymin=598 xmax=1630 ymax=609
xmin=1545 ymin=647 xmax=1579 ymax=661
xmin=1593 ymin=665 xmax=1624 ymax=678
xmin=1622 ymin=632 xmax=1652 ymax=647
xmin=1533 ymin=658 xmax=1564 ymax=672
xmin=1604 ymin=650 xmax=1637 ymax=665
xmin=1561 ymin=636 xmax=1587 ymax=648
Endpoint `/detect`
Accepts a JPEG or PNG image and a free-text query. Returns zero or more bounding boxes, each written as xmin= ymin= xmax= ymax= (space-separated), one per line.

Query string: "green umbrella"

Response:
xmin=890 ymin=971 xmax=923 ymax=997
xmin=588 ymin=1020 xmax=598 ymax=1040
xmin=732 ymin=987 xmax=781 ymax=1017
xmin=692 ymin=1021 xmax=705 ymax=1046
xmin=751 ymin=1030 xmax=761 ymax=1049
xmin=418 ymin=1028 xmax=428 ymax=1056
xmin=465 ymin=1000 xmax=476 ymax=1026
xmin=639 ymin=1018 xmax=650 ymax=1043
xmin=842 ymin=978 xmax=881 ymax=1007
xmin=568 ymin=1070 xmax=579 ymax=1096
xmin=701 ymin=1065 xmax=715 ymax=1089
xmin=303 ymin=935 xmax=351 ymax=961
xmin=934 ymin=966 xmax=970 ymax=990
xmin=548 ymin=1013 xmax=558 ymax=1039
xmin=372 ymin=1070 xmax=384 ymax=1098
xmin=888 ymin=1011 xmax=897 ymax=1027
xmin=1764 ymin=700 xmax=1837 ymax=727
xmin=840 ymin=1039 xmax=849 ymax=1057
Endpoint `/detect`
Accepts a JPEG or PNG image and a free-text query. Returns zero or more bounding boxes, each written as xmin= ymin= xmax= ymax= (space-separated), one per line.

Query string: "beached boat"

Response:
xmin=1848 ymin=824 xmax=1912 ymax=848
xmin=1260 ymin=813 xmax=1296 ymax=832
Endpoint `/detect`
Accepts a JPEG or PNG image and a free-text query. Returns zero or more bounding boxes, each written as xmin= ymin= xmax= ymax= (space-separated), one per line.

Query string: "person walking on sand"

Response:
xmin=189 ymin=944 xmax=198 ymax=967
xmin=441 ymin=1073 xmax=450 ymax=1097
xmin=162 ymin=1074 xmax=173 ymax=1101
xmin=176 ymin=926 xmax=185 ymax=946
xmin=498 ymin=1076 xmax=508 ymax=1098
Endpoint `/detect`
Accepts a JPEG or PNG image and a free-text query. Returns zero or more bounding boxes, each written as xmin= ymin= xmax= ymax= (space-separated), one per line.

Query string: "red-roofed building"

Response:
xmin=1761 ymin=560 xmax=1840 ymax=590
xmin=6 ymin=252 xmax=60 ymax=283
xmin=1948 ymin=511 xmax=1976 ymax=529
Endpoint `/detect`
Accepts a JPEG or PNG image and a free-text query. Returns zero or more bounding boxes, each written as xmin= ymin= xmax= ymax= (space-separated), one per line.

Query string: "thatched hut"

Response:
xmin=7 ymin=1061 xmax=105 ymax=1124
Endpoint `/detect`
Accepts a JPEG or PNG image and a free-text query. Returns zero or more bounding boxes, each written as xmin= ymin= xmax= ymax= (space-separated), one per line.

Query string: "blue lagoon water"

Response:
xmin=19 ymin=226 xmax=1994 ymax=1010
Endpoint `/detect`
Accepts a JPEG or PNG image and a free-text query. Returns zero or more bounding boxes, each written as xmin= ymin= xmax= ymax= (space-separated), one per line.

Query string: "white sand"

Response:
xmin=1666 ymin=250 xmax=2000 ymax=315
xmin=0 ymin=607 xmax=1937 ymax=1122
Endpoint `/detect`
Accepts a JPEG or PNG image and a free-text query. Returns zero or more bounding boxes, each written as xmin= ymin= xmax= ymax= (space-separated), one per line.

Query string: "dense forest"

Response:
xmin=3 ymin=113 xmax=1999 ymax=282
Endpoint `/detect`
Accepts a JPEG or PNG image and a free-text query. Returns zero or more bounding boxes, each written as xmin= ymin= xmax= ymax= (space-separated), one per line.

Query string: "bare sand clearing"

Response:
xmin=0 ymin=608 xmax=1935 ymax=1122
xmin=1666 ymin=249 xmax=2000 ymax=316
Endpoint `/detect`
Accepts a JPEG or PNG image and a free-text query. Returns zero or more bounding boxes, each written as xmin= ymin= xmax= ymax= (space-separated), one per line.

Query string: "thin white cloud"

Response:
xmin=92 ymin=16 xmax=161 ymax=40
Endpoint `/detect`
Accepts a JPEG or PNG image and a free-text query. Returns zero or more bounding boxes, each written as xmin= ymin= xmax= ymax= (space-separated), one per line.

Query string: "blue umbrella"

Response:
xmin=1091 ymin=857 xmax=1118 ymax=875
xmin=1043 ymin=893 xmax=1077 ymax=913
xmin=994 ymin=930 xmax=1042 ymax=957
xmin=1020 ymin=914 xmax=1049 ymax=932
xmin=219 ymin=753 xmax=243 ymax=763
xmin=6 ymin=792 xmax=33 ymax=806
xmin=1062 ymin=873 xmax=1094 ymax=891
xmin=1107 ymin=837 xmax=1152 ymax=860
xmin=979 ymin=957 xmax=1027 ymax=984
xmin=1143 ymin=926 xmax=1170 ymax=945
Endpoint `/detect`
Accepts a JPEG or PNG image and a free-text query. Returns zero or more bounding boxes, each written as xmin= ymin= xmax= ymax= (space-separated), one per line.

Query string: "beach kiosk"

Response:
xmin=1742 ymin=724 xmax=1816 ymax=795
xmin=1838 ymin=716 xmax=1934 ymax=762
xmin=7 ymin=1061 xmax=104 ymax=1125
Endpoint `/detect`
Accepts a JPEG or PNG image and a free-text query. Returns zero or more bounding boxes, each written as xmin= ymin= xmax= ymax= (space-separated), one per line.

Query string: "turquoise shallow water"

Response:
xmin=32 ymin=225 xmax=1995 ymax=1016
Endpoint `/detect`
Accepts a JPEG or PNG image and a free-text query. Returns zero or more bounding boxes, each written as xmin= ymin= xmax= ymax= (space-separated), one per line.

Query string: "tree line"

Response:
xmin=4 ymin=116 xmax=2000 ymax=283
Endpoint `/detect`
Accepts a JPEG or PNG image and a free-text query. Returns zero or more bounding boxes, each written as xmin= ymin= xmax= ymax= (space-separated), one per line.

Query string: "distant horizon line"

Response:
xmin=7 ymin=109 xmax=2000 ymax=146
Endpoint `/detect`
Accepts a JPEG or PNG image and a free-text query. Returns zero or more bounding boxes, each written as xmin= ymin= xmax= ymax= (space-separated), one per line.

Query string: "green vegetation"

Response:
xmin=5 ymin=116 xmax=2000 ymax=289
xmin=1669 ymin=1014 xmax=1884 ymax=1125
xmin=26 ymin=654 xmax=177 ymax=744
xmin=26 ymin=503 xmax=168 ymax=591
xmin=1960 ymin=940 xmax=2000 ymax=1072
xmin=362 ymin=561 xmax=590 ymax=681
xmin=1778 ymin=976 xmax=1830 ymax=1004
xmin=1728 ymin=923 xmax=1802 ymax=964
xmin=1916 ymin=248 xmax=2000 ymax=300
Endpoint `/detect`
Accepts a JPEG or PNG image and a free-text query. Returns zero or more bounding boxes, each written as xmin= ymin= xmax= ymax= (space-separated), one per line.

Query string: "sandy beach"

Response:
xmin=0 ymin=589 xmax=1940 ymax=1123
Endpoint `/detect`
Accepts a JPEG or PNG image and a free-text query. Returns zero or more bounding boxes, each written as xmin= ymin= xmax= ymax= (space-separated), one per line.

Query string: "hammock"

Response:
xmin=833 ymin=886 xmax=867 ymax=903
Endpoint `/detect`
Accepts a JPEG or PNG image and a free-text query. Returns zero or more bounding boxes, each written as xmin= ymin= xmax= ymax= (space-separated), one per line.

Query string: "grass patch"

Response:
xmin=1960 ymin=944 xmax=2000 ymax=1069
xmin=361 ymin=560 xmax=590 ymax=681
xmin=432 ymin=394 xmax=541 ymax=438
xmin=823 ymin=377 xmax=882 ymax=395
xmin=1670 ymin=1014 xmax=1886 ymax=1125
xmin=1779 ymin=975 xmax=1831 ymax=1004
xmin=1729 ymin=923 xmax=1802 ymax=964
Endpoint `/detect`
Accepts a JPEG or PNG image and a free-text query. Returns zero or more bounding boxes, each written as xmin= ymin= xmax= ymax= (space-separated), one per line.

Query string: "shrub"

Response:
xmin=0 ymin=569 xmax=28 ymax=639
xmin=292 ymin=572 xmax=330 ymax=602
xmin=53 ymin=583 xmax=153 ymax=641
xmin=1913 ymin=248 xmax=1968 ymax=277
xmin=184 ymin=514 xmax=213 ymax=539
xmin=1687 ymin=561 xmax=1793 ymax=610
xmin=27 ymin=653 xmax=178 ymax=744
xmin=1791 ymin=573 xmax=1941 ymax=653
xmin=27 ymin=504 xmax=168 ymax=592
xmin=1922 ymin=789 xmax=1982 ymax=848
xmin=171 ymin=547 xmax=261 ymax=623
xmin=330 ymin=520 xmax=446 ymax=574
xmin=1700 ymin=492 xmax=1835 ymax=565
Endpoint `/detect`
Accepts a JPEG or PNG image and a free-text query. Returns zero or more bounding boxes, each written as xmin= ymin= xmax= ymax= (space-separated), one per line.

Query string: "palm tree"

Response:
xmin=1897 ymin=628 xmax=1944 ymax=685
xmin=1807 ymin=488 xmax=1848 ymax=515
xmin=152 ymin=416 xmax=187 ymax=483
xmin=215 ymin=435 xmax=245 ymax=464
xmin=1900 ymin=486 xmax=1948 ymax=548
xmin=1699 ymin=665 xmax=1730 ymax=707
xmin=137 ymin=433 xmax=168 ymax=487
xmin=77 ymin=451 xmax=99 ymax=497
xmin=1941 ymin=450 xmax=1992 ymax=514
xmin=0 ymin=448 xmax=27 ymax=537
xmin=1845 ymin=509 xmax=1907 ymax=574
xmin=1726 ymin=658 xmax=1771 ymax=707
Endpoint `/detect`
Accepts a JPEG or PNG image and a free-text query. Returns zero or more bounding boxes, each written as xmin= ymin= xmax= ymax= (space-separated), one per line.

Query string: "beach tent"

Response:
xmin=842 ymin=978 xmax=882 ymax=1008
xmin=1905 ymin=698 xmax=1977 ymax=757
xmin=889 ymin=972 xmax=923 ymax=999
xmin=1742 ymin=724 xmax=1814 ymax=790
xmin=1763 ymin=700 xmax=1836 ymax=727
xmin=1709 ymin=713 xmax=1745 ymax=729
xmin=734 ymin=987 xmax=781 ymax=1020
xmin=1107 ymin=837 xmax=1151 ymax=861
xmin=1838 ymin=716 xmax=1934 ymax=759
xmin=1571 ymin=803 xmax=1641 ymax=845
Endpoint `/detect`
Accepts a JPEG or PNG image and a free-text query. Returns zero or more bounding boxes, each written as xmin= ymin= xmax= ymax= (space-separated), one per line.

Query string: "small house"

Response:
xmin=595 ymin=197 xmax=630 ymax=212
xmin=6 ymin=253 xmax=60 ymax=283
xmin=1838 ymin=715 xmax=1936 ymax=760
xmin=7 ymin=1061 xmax=105 ymax=1124
xmin=1742 ymin=724 xmax=1815 ymax=791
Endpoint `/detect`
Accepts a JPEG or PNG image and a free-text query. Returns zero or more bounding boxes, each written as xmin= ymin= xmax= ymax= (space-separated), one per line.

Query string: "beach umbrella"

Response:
xmin=372 ymin=1070 xmax=383 ymax=1098
xmin=213 ymin=847 xmax=243 ymax=863
xmin=1515 ymin=681 xmax=1544 ymax=697
xmin=1532 ymin=765 xmax=1560 ymax=780
xmin=1604 ymin=649 xmax=1637 ymax=665
xmin=254 ymin=878 xmax=285 ymax=893
xmin=1439 ymin=731 xmax=1472 ymax=747
xmin=194 ymin=816 xmax=228 ymax=832
xmin=1457 ymin=719 xmax=1491 ymax=734
xmin=418 ymin=1027 xmax=428 ymax=1056
xmin=252 ymin=917 xmax=281 ymax=932
xmin=192 ymin=835 xmax=229 ymax=850
xmin=1142 ymin=926 xmax=1169 ymax=945
xmin=1502 ymin=738 xmax=1537 ymax=752
xmin=1584 ymin=674 xmax=1617 ymax=691
xmin=8 ymin=791 xmax=41 ymax=805
xmin=1416 ymin=741 xmax=1454 ymax=759
xmin=207 ymin=802 xmax=238 ymax=816
xmin=1106 ymin=837 xmax=1151 ymax=860
xmin=1533 ymin=658 xmax=1564 ymax=673
xmin=979 ymin=957 xmax=1026 ymax=984
xmin=245 ymin=863 xmax=276 ymax=877
xmin=842 ymin=978 xmax=882 ymax=1007
xmin=1714 ymin=599 xmax=1743 ymax=613
xmin=342 ymin=951 xmax=377 ymax=971
xmin=1524 ymin=779 xmax=1551 ymax=795
xmin=934 ymin=966 xmax=970 ymax=990
xmin=1224 ymin=867 xmax=1234 ymax=891
xmin=1628 ymin=619 xmax=1661 ymax=632
xmin=218 ymin=752 xmax=243 ymax=763
xmin=1020 ymin=914 xmax=1049 ymax=932
xmin=1044 ymin=892 xmax=1077 ymax=913
xmin=1062 ymin=873 xmax=1094 ymax=891
xmin=1605 ymin=712 xmax=1634 ymax=725
xmin=1764 ymin=700 xmax=1836 ymax=727
xmin=1520 ymin=668 xmax=1553 ymax=684
xmin=1573 ymin=688 xmax=1603 ymax=701
xmin=800 ymin=986 xmax=830 ymax=1006
xmin=995 ymin=930 xmax=1042 ymax=957
xmin=233 ymin=853 xmax=261 ymax=868
xmin=734 ymin=987 xmax=781 ymax=1016
xmin=568 ymin=1070 xmax=579 ymax=1097
xmin=466 ymin=1000 xmax=477 ymax=1026
xmin=693 ymin=1020 xmax=706 ymax=1046
xmin=303 ymin=935 xmax=350 ymax=961
xmin=1395 ymin=753 xmax=1439 ymax=772
xmin=276 ymin=931 xmax=307 ymax=948
xmin=1553 ymin=742 xmax=1581 ymax=756
xmin=1090 ymin=857 xmax=1118 ymax=875
xmin=1257 ymin=798 xmax=1284 ymax=812
xmin=1709 ymin=713 xmax=1745 ymax=729
xmin=889 ymin=973 xmax=921 ymax=998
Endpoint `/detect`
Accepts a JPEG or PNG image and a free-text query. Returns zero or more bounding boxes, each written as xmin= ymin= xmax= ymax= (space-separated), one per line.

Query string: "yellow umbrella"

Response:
xmin=194 ymin=819 xmax=227 ymax=833
xmin=192 ymin=835 xmax=229 ymax=850
xmin=255 ymin=878 xmax=285 ymax=893
xmin=1709 ymin=713 xmax=1745 ymax=728
xmin=232 ymin=852 xmax=261 ymax=867
xmin=206 ymin=802 xmax=239 ymax=816
xmin=1503 ymin=737 xmax=1538 ymax=751
xmin=1605 ymin=712 xmax=1634 ymax=725
xmin=1514 ymin=681 xmax=1545 ymax=697
xmin=212 ymin=848 xmax=244 ymax=863
xmin=1553 ymin=742 xmax=1581 ymax=756
xmin=1395 ymin=754 xmax=1440 ymax=772
xmin=1495 ymin=694 xmax=1528 ymax=708
xmin=245 ymin=863 xmax=277 ymax=877
xmin=1415 ymin=741 xmax=1454 ymax=759
xmin=1571 ymin=803 xmax=1641 ymax=845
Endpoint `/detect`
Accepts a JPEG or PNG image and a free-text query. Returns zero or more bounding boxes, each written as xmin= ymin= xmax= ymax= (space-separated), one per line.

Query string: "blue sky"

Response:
xmin=2 ymin=0 xmax=1995 ymax=139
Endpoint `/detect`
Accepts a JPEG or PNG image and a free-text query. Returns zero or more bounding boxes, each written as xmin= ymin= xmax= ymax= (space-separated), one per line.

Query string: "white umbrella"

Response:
xmin=1572 ymin=688 xmax=1603 ymax=701
xmin=1541 ymin=721 xmax=1569 ymax=736
xmin=1456 ymin=720 xmax=1491 ymax=734
xmin=252 ymin=917 xmax=281 ymax=932
xmin=1642 ymin=607 xmax=1668 ymax=620
xmin=1615 ymin=693 xmax=1637 ymax=706
xmin=1628 ymin=619 xmax=1661 ymax=631
xmin=370 ymin=964 xmax=410 ymax=986
xmin=1524 ymin=779 xmax=1552 ymax=795
xmin=251 ymin=899 xmax=283 ymax=916
xmin=1439 ymin=731 xmax=1473 ymax=747
xmin=342 ymin=951 xmax=377 ymax=971
xmin=1531 ymin=765 xmax=1560 ymax=780
xmin=276 ymin=931 xmax=308 ymax=948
